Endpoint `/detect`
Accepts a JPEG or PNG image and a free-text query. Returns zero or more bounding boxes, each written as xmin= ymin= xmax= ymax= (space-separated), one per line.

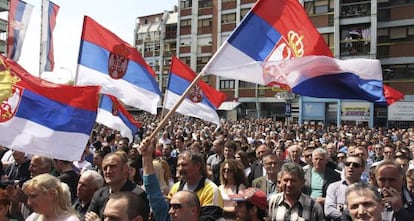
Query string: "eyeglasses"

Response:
xmin=344 ymin=162 xmax=362 ymax=168
xmin=223 ymin=168 xmax=233 ymax=173
xmin=169 ymin=203 xmax=183 ymax=210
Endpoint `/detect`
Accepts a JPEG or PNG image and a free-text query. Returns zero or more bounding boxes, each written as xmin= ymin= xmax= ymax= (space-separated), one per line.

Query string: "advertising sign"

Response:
xmin=341 ymin=102 xmax=370 ymax=121
xmin=388 ymin=102 xmax=414 ymax=121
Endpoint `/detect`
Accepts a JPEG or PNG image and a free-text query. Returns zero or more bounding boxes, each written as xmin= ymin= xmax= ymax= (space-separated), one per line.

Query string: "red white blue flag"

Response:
xmin=165 ymin=56 xmax=226 ymax=125
xmin=203 ymin=0 xmax=386 ymax=103
xmin=97 ymin=94 xmax=141 ymax=142
xmin=7 ymin=0 xmax=33 ymax=61
xmin=76 ymin=16 xmax=161 ymax=114
xmin=39 ymin=0 xmax=59 ymax=73
xmin=0 ymin=55 xmax=100 ymax=161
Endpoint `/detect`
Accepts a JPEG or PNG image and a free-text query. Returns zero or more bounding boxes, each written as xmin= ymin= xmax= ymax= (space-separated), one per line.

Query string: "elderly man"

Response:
xmin=268 ymin=163 xmax=324 ymax=221
xmin=86 ymin=151 xmax=149 ymax=220
xmin=325 ymin=156 xmax=365 ymax=221
xmin=303 ymin=148 xmax=340 ymax=205
xmin=74 ymin=170 xmax=104 ymax=220
xmin=285 ymin=145 xmax=306 ymax=167
xmin=345 ymin=183 xmax=383 ymax=221
xmin=375 ymin=160 xmax=414 ymax=220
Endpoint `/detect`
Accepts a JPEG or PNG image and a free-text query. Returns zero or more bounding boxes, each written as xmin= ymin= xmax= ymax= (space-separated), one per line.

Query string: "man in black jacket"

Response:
xmin=85 ymin=151 xmax=148 ymax=220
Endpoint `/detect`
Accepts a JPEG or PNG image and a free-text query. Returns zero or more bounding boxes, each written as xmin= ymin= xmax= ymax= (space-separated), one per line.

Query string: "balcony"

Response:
xmin=340 ymin=1 xmax=370 ymax=18
xmin=340 ymin=39 xmax=370 ymax=56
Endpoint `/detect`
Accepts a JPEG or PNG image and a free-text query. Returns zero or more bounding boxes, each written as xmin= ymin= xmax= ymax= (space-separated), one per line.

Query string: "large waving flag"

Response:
xmin=165 ymin=56 xmax=226 ymax=125
xmin=203 ymin=0 xmax=333 ymax=86
xmin=76 ymin=16 xmax=161 ymax=114
xmin=202 ymin=0 xmax=386 ymax=103
xmin=208 ymin=56 xmax=386 ymax=103
xmin=0 ymin=55 xmax=100 ymax=161
xmin=97 ymin=94 xmax=141 ymax=142
xmin=40 ymin=0 xmax=59 ymax=72
xmin=7 ymin=0 xmax=34 ymax=61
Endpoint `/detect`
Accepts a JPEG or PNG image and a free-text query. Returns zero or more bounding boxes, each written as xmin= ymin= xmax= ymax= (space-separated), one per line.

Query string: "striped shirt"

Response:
xmin=268 ymin=192 xmax=324 ymax=221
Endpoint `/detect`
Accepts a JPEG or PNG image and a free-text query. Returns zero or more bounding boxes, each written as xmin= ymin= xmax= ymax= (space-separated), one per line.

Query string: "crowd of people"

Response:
xmin=0 ymin=112 xmax=414 ymax=221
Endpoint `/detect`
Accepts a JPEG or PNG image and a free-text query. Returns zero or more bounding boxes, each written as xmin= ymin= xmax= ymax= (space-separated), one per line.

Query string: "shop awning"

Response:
xmin=218 ymin=101 xmax=240 ymax=110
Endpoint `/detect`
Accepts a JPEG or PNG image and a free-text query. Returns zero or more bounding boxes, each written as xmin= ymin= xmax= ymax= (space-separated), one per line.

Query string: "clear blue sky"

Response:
xmin=17 ymin=0 xmax=177 ymax=81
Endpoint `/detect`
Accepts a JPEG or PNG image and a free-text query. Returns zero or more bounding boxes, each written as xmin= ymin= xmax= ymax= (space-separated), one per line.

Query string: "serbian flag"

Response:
xmin=0 ymin=55 xmax=100 ymax=161
xmin=383 ymin=84 xmax=404 ymax=105
xmin=203 ymin=0 xmax=333 ymax=86
xmin=206 ymin=56 xmax=386 ymax=103
xmin=165 ymin=56 xmax=226 ymax=125
xmin=97 ymin=94 xmax=141 ymax=142
xmin=42 ymin=1 xmax=59 ymax=72
xmin=7 ymin=0 xmax=34 ymax=61
xmin=76 ymin=16 xmax=161 ymax=114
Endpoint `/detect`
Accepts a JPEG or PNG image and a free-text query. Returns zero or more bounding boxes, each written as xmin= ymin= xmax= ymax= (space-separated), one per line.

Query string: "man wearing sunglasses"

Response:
xmin=325 ymin=156 xmax=365 ymax=221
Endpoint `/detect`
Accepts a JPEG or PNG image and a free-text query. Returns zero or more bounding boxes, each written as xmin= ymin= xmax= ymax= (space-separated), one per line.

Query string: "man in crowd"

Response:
xmin=103 ymin=192 xmax=150 ymax=221
xmin=345 ymin=183 xmax=383 ymax=221
xmin=268 ymin=163 xmax=324 ymax=221
xmin=248 ymin=144 xmax=271 ymax=184
xmin=371 ymin=143 xmax=384 ymax=162
xmin=375 ymin=160 xmax=413 ymax=220
xmin=207 ymin=138 xmax=225 ymax=185
xmin=285 ymin=145 xmax=306 ymax=167
xmin=169 ymin=150 xmax=223 ymax=220
xmin=252 ymin=153 xmax=281 ymax=196
xmin=140 ymin=137 xmax=206 ymax=221
xmin=86 ymin=151 xmax=148 ymax=219
xmin=303 ymin=148 xmax=340 ymax=206
xmin=325 ymin=156 xmax=365 ymax=221
xmin=74 ymin=170 xmax=104 ymax=220
xmin=229 ymin=188 xmax=267 ymax=221
xmin=54 ymin=159 xmax=80 ymax=203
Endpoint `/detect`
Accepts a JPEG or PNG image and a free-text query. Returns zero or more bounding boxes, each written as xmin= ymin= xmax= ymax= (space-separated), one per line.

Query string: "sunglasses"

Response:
xmin=223 ymin=168 xmax=233 ymax=172
xmin=169 ymin=203 xmax=183 ymax=209
xmin=344 ymin=161 xmax=362 ymax=168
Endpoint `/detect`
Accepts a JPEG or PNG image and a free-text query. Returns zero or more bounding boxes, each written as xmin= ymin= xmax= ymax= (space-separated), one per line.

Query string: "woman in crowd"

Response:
xmin=235 ymin=150 xmax=251 ymax=177
xmin=23 ymin=174 xmax=79 ymax=221
xmin=219 ymin=159 xmax=248 ymax=220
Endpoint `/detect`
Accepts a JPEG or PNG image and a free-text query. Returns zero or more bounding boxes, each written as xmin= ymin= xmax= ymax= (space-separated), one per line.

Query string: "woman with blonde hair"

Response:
xmin=219 ymin=159 xmax=248 ymax=220
xmin=152 ymin=159 xmax=173 ymax=195
xmin=23 ymin=174 xmax=79 ymax=221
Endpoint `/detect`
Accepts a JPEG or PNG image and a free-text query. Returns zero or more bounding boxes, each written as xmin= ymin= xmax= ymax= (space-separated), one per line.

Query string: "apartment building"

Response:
xmin=0 ymin=0 xmax=8 ymax=54
xmin=135 ymin=0 xmax=414 ymax=127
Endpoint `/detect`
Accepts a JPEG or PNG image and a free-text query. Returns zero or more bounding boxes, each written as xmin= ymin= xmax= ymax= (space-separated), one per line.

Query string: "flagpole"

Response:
xmin=148 ymin=72 xmax=204 ymax=141
xmin=39 ymin=0 xmax=48 ymax=78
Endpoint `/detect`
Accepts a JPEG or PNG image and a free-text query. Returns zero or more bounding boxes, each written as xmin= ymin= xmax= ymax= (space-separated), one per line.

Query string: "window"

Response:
xmin=198 ymin=18 xmax=212 ymax=27
xmin=222 ymin=13 xmax=236 ymax=24
xmin=180 ymin=0 xmax=192 ymax=8
xmin=390 ymin=27 xmax=407 ymax=39
xmin=220 ymin=80 xmax=235 ymax=89
xmin=239 ymin=81 xmax=255 ymax=88
xmin=199 ymin=0 xmax=212 ymax=8
xmin=181 ymin=19 xmax=191 ymax=27
xmin=241 ymin=8 xmax=250 ymax=19
xmin=197 ymin=56 xmax=210 ymax=73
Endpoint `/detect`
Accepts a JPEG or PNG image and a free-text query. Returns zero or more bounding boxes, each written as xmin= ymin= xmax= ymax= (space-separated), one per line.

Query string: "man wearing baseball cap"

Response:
xmin=229 ymin=188 xmax=267 ymax=221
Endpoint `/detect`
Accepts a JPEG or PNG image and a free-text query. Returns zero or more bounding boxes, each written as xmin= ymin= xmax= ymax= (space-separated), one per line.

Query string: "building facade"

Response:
xmin=0 ymin=0 xmax=9 ymax=55
xmin=135 ymin=0 xmax=414 ymax=127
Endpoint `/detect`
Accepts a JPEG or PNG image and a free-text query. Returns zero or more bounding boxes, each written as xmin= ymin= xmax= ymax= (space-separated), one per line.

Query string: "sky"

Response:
xmin=9 ymin=0 xmax=177 ymax=83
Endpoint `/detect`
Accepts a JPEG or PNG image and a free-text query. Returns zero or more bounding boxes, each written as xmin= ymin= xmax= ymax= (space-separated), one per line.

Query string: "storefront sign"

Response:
xmin=341 ymin=102 xmax=370 ymax=121
xmin=388 ymin=102 xmax=414 ymax=121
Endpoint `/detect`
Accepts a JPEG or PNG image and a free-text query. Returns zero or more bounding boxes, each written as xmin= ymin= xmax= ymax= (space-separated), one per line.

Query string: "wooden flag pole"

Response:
xmin=148 ymin=72 xmax=205 ymax=141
